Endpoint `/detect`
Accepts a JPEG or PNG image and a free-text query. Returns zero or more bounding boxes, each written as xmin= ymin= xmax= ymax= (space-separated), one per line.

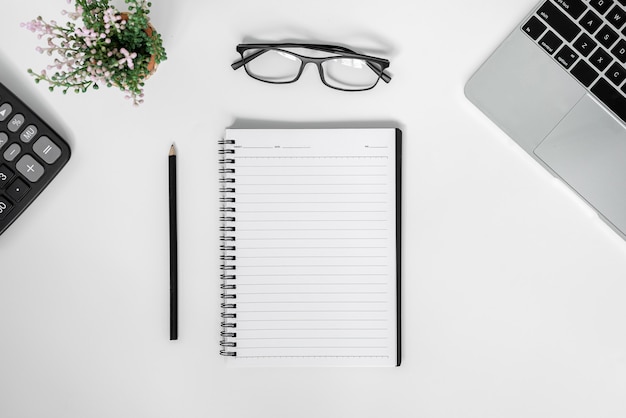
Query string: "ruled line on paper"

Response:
xmin=235 ymin=192 xmax=388 ymax=195
xmin=236 ymin=273 xmax=388 ymax=277
xmin=237 ymin=183 xmax=389 ymax=186
xmin=234 ymin=202 xmax=388 ymax=204
xmin=236 ymin=337 xmax=388 ymax=340
xmin=235 ymin=156 xmax=389 ymax=159
xmin=235 ymin=355 xmax=391 ymax=359
xmin=237 ymin=310 xmax=389 ymax=314
xmin=236 ymin=220 xmax=387 ymax=223
xmin=236 ymin=347 xmax=389 ymax=350
xmin=236 ymin=292 xmax=388 ymax=295
xmin=236 ymin=300 xmax=389 ymax=303
xmin=237 ymin=246 xmax=388 ymax=250
xmin=237 ymin=255 xmax=386 ymax=259
xmin=234 ymin=174 xmax=387 ymax=177
xmin=237 ymin=328 xmax=388 ymax=331
xmin=237 ymin=318 xmax=387 ymax=322
xmin=237 ymin=166 xmax=387 ymax=169
xmin=237 ymin=237 xmax=388 ymax=241
xmin=236 ymin=210 xmax=387 ymax=213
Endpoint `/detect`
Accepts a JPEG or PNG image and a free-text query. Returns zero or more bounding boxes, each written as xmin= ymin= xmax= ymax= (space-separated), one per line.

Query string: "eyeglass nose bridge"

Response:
xmin=292 ymin=57 xmax=327 ymax=84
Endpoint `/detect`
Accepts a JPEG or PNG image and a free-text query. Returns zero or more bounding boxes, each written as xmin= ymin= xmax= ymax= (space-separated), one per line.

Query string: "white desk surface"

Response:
xmin=2 ymin=0 xmax=626 ymax=417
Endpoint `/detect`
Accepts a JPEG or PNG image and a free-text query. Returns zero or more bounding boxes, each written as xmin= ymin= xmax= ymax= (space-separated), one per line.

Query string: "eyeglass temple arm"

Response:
xmin=231 ymin=49 xmax=266 ymax=70
xmin=369 ymin=63 xmax=392 ymax=83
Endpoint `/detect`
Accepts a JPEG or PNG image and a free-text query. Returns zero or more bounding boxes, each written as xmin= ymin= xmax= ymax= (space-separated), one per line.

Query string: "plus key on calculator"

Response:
xmin=0 ymin=82 xmax=70 ymax=236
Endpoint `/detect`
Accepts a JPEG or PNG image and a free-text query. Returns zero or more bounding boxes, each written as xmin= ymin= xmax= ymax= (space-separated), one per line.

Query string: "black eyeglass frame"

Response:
xmin=231 ymin=43 xmax=392 ymax=91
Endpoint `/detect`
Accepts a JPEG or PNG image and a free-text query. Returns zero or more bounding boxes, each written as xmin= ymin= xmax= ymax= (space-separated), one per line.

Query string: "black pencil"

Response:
xmin=169 ymin=144 xmax=178 ymax=340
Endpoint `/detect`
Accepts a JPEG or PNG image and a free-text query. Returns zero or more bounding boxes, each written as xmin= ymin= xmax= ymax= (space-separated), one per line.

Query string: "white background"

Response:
xmin=2 ymin=0 xmax=626 ymax=417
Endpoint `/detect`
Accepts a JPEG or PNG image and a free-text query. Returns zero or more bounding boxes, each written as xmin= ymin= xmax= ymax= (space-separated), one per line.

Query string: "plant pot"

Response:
xmin=119 ymin=12 xmax=158 ymax=78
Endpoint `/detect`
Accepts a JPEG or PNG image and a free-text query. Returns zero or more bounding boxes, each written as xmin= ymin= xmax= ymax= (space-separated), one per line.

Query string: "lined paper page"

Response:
xmin=224 ymin=128 xmax=398 ymax=366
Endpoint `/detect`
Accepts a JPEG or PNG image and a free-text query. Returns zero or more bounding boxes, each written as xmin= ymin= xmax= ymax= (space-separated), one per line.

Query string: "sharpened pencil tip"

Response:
xmin=169 ymin=144 xmax=176 ymax=156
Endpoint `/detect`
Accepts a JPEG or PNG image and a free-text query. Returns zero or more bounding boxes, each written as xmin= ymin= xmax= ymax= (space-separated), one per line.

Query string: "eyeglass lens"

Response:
xmin=242 ymin=48 xmax=382 ymax=90
xmin=243 ymin=49 xmax=301 ymax=82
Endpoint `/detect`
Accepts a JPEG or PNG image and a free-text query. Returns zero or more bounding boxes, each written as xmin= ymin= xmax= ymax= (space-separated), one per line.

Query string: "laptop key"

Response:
xmin=571 ymin=60 xmax=600 ymax=86
xmin=591 ymin=0 xmax=615 ymax=15
xmin=537 ymin=1 xmax=581 ymax=42
xmin=590 ymin=47 xmax=613 ymax=70
xmin=555 ymin=45 xmax=579 ymax=68
xmin=591 ymin=78 xmax=626 ymax=122
xmin=581 ymin=9 xmax=604 ymax=34
xmin=607 ymin=5 xmax=626 ymax=29
xmin=606 ymin=62 xmax=626 ymax=85
xmin=539 ymin=30 xmax=563 ymax=54
xmin=573 ymin=32 xmax=598 ymax=56
xmin=596 ymin=24 xmax=620 ymax=48
xmin=612 ymin=39 xmax=626 ymax=62
xmin=522 ymin=16 xmax=547 ymax=40
xmin=553 ymin=0 xmax=588 ymax=19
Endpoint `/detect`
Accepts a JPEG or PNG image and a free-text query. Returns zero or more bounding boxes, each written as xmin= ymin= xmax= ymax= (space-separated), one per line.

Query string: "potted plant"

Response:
xmin=22 ymin=0 xmax=167 ymax=105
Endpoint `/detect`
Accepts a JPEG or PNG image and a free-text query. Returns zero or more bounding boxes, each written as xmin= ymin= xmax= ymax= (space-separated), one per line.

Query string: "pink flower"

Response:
xmin=118 ymin=48 xmax=137 ymax=70
xmin=21 ymin=19 xmax=45 ymax=33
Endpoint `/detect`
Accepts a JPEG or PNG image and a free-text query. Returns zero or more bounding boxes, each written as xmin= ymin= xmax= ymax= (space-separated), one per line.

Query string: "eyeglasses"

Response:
xmin=231 ymin=43 xmax=392 ymax=91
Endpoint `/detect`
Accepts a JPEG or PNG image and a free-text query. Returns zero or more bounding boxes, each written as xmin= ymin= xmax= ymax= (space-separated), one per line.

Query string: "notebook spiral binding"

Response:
xmin=219 ymin=138 xmax=237 ymax=356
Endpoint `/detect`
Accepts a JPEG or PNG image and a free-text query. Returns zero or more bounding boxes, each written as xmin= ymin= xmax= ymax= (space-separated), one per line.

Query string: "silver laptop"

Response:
xmin=465 ymin=0 xmax=626 ymax=239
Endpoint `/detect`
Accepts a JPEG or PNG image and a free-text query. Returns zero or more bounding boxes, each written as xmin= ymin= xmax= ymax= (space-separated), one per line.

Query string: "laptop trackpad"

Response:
xmin=534 ymin=94 xmax=626 ymax=235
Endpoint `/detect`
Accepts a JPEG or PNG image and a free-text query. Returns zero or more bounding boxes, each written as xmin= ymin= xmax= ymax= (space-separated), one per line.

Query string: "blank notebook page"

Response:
xmin=221 ymin=128 xmax=400 ymax=366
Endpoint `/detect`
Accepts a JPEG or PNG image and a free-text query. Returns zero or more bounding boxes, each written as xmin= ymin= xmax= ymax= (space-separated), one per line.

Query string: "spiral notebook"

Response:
xmin=220 ymin=128 xmax=401 ymax=366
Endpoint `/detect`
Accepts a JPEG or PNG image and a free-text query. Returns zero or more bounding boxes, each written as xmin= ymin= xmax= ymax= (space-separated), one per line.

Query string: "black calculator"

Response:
xmin=0 ymin=82 xmax=70 ymax=236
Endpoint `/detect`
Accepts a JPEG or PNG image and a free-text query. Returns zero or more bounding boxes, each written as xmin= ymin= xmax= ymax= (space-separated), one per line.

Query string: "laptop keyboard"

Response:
xmin=522 ymin=0 xmax=626 ymax=123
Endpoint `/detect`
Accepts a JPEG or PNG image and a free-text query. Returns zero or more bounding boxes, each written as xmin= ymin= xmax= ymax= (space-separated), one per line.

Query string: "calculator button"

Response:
xmin=6 ymin=178 xmax=30 ymax=202
xmin=0 ymin=195 xmax=13 ymax=220
xmin=20 ymin=125 xmax=38 ymax=143
xmin=7 ymin=114 xmax=25 ymax=133
xmin=3 ymin=143 xmax=21 ymax=162
xmin=0 ymin=132 xmax=7 ymax=149
xmin=0 ymin=103 xmax=11 ymax=122
xmin=0 ymin=164 xmax=14 ymax=188
xmin=16 ymin=155 xmax=45 ymax=183
xmin=33 ymin=136 xmax=61 ymax=164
